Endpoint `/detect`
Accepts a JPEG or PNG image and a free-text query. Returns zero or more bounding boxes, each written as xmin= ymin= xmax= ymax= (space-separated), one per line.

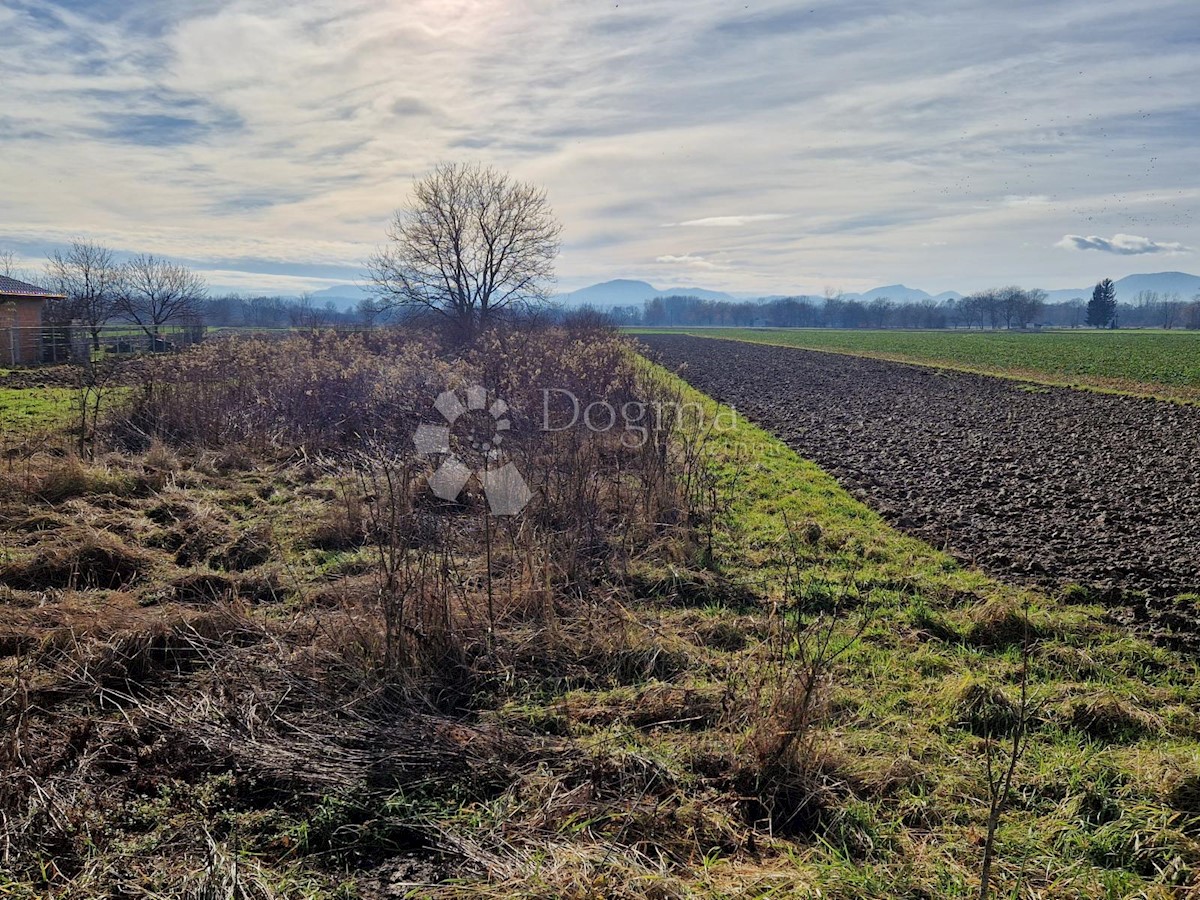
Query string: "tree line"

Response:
xmin=3 ymin=242 xmax=207 ymax=347
xmin=1 ymin=242 xmax=374 ymax=338
xmin=2 ymin=163 xmax=561 ymax=346
xmin=607 ymin=281 xmax=1200 ymax=330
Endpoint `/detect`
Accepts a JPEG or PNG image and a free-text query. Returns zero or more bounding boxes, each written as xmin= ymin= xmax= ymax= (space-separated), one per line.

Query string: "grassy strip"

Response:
xmin=632 ymin=327 xmax=1200 ymax=403
xmin=0 ymin=386 xmax=79 ymax=438
xmin=662 ymin=367 xmax=1200 ymax=897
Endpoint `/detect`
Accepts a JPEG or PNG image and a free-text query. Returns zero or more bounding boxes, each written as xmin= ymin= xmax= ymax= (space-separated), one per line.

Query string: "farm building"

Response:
xmin=0 ymin=274 xmax=63 ymax=366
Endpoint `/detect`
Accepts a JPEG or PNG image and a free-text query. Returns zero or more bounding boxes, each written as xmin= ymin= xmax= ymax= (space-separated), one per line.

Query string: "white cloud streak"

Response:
xmin=666 ymin=214 xmax=791 ymax=228
xmin=655 ymin=253 xmax=726 ymax=269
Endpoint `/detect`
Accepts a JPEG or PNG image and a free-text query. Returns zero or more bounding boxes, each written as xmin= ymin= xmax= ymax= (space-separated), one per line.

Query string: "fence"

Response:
xmin=1 ymin=323 xmax=206 ymax=367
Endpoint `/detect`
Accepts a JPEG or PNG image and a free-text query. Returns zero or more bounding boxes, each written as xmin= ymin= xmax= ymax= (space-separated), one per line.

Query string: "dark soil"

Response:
xmin=0 ymin=359 xmax=146 ymax=389
xmin=641 ymin=335 xmax=1200 ymax=638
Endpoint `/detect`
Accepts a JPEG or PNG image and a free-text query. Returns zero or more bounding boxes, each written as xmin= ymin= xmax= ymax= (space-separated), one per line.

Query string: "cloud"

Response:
xmin=188 ymin=268 xmax=361 ymax=295
xmin=1002 ymin=195 xmax=1050 ymax=207
xmin=655 ymin=253 xmax=726 ymax=269
xmin=1 ymin=0 xmax=1198 ymax=294
xmin=667 ymin=214 xmax=790 ymax=228
xmin=1056 ymin=233 xmax=1193 ymax=255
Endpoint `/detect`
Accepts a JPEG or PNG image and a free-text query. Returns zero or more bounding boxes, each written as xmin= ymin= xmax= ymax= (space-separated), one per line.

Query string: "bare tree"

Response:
xmin=46 ymin=240 xmax=122 ymax=349
xmin=867 ymin=296 xmax=894 ymax=328
xmin=1065 ymin=298 xmax=1085 ymax=328
xmin=1160 ymin=292 xmax=1183 ymax=329
xmin=288 ymin=292 xmax=331 ymax=330
xmin=0 ymin=249 xmax=35 ymax=284
xmin=367 ymin=162 xmax=562 ymax=339
xmin=356 ymin=297 xmax=388 ymax=327
xmin=1186 ymin=295 xmax=1200 ymax=330
xmin=1013 ymin=288 xmax=1046 ymax=329
xmin=117 ymin=254 xmax=207 ymax=339
xmin=968 ymin=289 xmax=1003 ymax=329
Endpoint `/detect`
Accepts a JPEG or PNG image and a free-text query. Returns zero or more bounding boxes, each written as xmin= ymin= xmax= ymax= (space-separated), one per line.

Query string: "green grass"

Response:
xmin=0 ymin=386 xmax=78 ymax=437
xmin=658 ymin=369 xmax=1200 ymax=897
xmin=633 ymin=327 xmax=1200 ymax=401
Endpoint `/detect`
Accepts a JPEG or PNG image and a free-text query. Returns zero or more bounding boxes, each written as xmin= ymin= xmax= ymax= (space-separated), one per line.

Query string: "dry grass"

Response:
xmin=14 ymin=322 xmax=1192 ymax=897
xmin=1 ymin=323 xmax=773 ymax=897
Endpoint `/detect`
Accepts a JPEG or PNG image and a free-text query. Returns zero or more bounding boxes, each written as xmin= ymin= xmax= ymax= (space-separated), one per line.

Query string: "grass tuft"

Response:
xmin=1068 ymin=695 xmax=1161 ymax=743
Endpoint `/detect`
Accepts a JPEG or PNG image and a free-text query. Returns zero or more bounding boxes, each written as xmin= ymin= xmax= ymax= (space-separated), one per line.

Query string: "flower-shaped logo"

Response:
xmin=413 ymin=384 xmax=532 ymax=516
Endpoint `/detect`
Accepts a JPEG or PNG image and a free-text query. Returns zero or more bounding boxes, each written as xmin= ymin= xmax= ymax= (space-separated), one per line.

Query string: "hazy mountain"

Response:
xmin=513 ymin=271 xmax=1199 ymax=311
xmin=1112 ymin=271 xmax=1200 ymax=301
xmin=656 ymin=286 xmax=738 ymax=301
xmin=558 ymin=279 xmax=736 ymax=307
xmin=561 ymin=280 xmax=972 ymax=307
xmin=852 ymin=284 xmax=933 ymax=303
xmin=1044 ymin=272 xmax=1200 ymax=304
xmin=311 ymin=284 xmax=373 ymax=303
xmin=559 ymin=279 xmax=658 ymax=306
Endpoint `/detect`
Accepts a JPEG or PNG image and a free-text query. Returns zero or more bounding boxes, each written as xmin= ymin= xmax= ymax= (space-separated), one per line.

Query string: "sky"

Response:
xmin=1 ymin=0 xmax=1198 ymax=297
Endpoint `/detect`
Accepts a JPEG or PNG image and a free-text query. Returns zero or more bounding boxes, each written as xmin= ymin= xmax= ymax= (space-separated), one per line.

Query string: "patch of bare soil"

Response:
xmin=0 ymin=358 xmax=147 ymax=389
xmin=642 ymin=334 xmax=1200 ymax=646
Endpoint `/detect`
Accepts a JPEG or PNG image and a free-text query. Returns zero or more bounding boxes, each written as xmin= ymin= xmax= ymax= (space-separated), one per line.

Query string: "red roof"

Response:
xmin=0 ymin=274 xmax=65 ymax=299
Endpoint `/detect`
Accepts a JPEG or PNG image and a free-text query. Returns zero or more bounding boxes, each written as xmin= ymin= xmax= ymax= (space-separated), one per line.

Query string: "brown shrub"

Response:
xmin=121 ymin=330 xmax=448 ymax=450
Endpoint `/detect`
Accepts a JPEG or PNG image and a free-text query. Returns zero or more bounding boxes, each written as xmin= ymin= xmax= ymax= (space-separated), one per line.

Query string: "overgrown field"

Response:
xmin=632 ymin=327 xmax=1200 ymax=401
xmin=3 ymin=328 xmax=1200 ymax=898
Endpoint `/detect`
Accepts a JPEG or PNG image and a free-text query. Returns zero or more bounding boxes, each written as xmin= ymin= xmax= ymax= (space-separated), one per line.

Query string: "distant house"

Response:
xmin=0 ymin=275 xmax=64 ymax=366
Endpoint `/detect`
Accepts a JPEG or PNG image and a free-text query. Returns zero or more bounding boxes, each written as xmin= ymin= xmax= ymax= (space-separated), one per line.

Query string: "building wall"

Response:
xmin=1 ymin=296 xmax=46 ymax=366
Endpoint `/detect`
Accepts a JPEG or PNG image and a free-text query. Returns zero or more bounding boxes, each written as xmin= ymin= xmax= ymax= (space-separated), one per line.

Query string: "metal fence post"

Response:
xmin=69 ymin=319 xmax=90 ymax=370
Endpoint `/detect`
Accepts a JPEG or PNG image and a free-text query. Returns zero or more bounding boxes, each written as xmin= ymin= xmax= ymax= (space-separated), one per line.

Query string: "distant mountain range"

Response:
xmin=553 ymin=272 xmax=1200 ymax=309
xmin=849 ymin=284 xmax=964 ymax=304
xmin=297 ymin=272 xmax=1200 ymax=309
xmin=561 ymin=279 xmax=738 ymax=306
xmin=1042 ymin=272 xmax=1200 ymax=304
xmin=311 ymin=284 xmax=373 ymax=304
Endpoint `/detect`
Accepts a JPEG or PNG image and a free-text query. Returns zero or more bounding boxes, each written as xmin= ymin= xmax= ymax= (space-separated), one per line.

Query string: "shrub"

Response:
xmin=122 ymin=330 xmax=447 ymax=450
